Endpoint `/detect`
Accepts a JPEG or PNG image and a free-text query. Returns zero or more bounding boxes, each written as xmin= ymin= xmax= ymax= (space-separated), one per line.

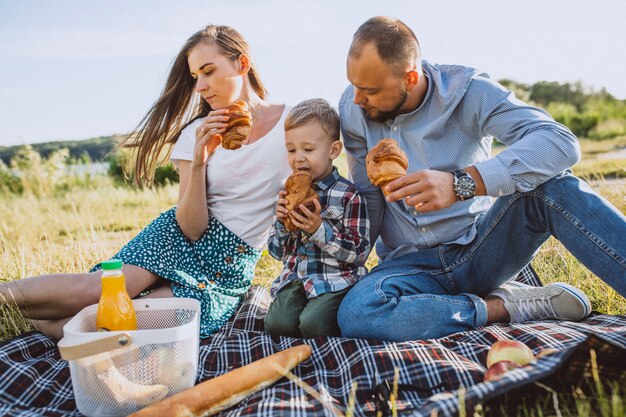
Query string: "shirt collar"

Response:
xmin=314 ymin=166 xmax=340 ymax=191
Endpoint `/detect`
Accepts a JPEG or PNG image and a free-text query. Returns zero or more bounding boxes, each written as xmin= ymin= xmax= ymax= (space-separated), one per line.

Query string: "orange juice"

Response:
xmin=96 ymin=259 xmax=137 ymax=331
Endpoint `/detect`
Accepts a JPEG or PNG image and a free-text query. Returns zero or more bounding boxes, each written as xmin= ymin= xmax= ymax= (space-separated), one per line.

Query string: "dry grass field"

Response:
xmin=0 ymin=140 xmax=624 ymax=416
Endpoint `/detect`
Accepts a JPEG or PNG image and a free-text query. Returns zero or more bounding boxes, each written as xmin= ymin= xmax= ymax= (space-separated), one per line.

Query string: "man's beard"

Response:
xmin=364 ymin=90 xmax=409 ymax=123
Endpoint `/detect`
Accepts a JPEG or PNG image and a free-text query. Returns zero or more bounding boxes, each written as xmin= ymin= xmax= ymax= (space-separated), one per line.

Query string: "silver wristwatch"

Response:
xmin=452 ymin=169 xmax=476 ymax=201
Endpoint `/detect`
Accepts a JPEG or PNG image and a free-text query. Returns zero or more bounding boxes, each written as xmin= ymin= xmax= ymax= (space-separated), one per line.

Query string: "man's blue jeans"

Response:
xmin=337 ymin=172 xmax=626 ymax=341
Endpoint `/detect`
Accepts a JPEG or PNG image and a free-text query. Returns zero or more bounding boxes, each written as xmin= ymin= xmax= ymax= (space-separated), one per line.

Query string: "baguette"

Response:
xmin=129 ymin=344 xmax=313 ymax=417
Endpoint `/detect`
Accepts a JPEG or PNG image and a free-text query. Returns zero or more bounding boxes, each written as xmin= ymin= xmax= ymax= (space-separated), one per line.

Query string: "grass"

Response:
xmin=1 ymin=142 xmax=625 ymax=414
xmin=577 ymin=136 xmax=626 ymax=156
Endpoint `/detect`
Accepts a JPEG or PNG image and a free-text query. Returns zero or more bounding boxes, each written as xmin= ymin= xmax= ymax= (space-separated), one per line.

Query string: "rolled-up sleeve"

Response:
xmin=464 ymin=79 xmax=581 ymax=196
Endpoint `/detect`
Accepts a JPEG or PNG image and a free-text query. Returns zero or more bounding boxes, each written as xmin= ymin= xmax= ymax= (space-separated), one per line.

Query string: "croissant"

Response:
xmin=366 ymin=138 xmax=409 ymax=194
xmin=222 ymin=101 xmax=252 ymax=150
xmin=283 ymin=171 xmax=319 ymax=232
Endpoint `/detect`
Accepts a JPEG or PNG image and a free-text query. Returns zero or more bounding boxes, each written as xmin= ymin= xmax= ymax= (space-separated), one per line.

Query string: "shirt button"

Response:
xmin=498 ymin=190 xmax=504 ymax=196
xmin=421 ymin=227 xmax=427 ymax=233
xmin=237 ymin=244 xmax=246 ymax=253
xmin=225 ymin=256 xmax=233 ymax=264
xmin=301 ymin=237 xmax=309 ymax=243
xmin=214 ymin=271 xmax=222 ymax=279
xmin=197 ymin=283 xmax=206 ymax=289
xmin=393 ymin=126 xmax=398 ymax=131
xmin=413 ymin=210 xmax=418 ymax=216
xmin=208 ymin=279 xmax=215 ymax=285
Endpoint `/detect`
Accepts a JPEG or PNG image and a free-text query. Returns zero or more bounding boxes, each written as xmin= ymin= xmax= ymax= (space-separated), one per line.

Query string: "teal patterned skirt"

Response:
xmin=91 ymin=207 xmax=261 ymax=337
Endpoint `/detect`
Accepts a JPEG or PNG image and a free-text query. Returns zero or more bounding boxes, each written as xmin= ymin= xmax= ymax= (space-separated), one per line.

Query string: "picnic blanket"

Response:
xmin=1 ymin=282 xmax=625 ymax=417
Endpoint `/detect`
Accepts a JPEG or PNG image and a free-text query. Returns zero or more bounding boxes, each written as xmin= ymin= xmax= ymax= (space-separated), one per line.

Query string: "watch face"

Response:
xmin=456 ymin=175 xmax=476 ymax=198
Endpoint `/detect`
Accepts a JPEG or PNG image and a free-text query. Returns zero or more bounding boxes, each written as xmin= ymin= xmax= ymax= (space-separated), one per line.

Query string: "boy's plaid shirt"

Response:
xmin=268 ymin=168 xmax=370 ymax=298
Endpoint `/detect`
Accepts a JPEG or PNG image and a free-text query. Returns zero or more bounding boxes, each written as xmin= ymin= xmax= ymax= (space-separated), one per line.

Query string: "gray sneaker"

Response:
xmin=488 ymin=281 xmax=592 ymax=323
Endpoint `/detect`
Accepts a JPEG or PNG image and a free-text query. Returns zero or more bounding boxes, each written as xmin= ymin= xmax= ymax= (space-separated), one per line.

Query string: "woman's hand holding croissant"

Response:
xmin=192 ymin=109 xmax=229 ymax=168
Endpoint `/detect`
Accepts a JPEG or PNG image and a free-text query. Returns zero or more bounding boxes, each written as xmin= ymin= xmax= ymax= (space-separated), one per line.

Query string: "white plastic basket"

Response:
xmin=58 ymin=297 xmax=200 ymax=417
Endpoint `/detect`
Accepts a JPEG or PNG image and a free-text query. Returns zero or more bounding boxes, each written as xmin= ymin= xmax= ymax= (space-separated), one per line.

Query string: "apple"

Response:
xmin=483 ymin=360 xmax=522 ymax=382
xmin=486 ymin=339 xmax=534 ymax=367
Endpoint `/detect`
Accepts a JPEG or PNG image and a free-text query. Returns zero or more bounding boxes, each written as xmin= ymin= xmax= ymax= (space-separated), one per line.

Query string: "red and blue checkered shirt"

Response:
xmin=268 ymin=168 xmax=370 ymax=299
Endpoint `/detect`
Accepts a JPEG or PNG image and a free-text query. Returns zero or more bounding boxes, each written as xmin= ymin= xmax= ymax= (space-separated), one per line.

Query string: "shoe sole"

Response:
xmin=552 ymin=282 xmax=592 ymax=320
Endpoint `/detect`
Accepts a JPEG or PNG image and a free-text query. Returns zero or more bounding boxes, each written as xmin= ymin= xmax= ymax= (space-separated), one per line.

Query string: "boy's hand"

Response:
xmin=275 ymin=190 xmax=289 ymax=224
xmin=289 ymin=199 xmax=322 ymax=235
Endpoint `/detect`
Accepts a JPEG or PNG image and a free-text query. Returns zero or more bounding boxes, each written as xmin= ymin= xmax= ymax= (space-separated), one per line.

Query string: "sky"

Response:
xmin=1 ymin=0 xmax=625 ymax=146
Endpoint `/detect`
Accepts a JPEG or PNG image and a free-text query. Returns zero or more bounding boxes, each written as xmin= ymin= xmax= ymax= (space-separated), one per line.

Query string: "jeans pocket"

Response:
xmin=374 ymin=269 xmax=423 ymax=303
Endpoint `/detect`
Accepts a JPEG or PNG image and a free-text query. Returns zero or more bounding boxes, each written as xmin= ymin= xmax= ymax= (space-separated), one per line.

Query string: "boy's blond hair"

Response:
xmin=284 ymin=99 xmax=340 ymax=142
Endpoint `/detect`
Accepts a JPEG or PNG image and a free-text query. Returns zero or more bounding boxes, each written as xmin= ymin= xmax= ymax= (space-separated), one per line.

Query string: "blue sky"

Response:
xmin=1 ymin=0 xmax=625 ymax=145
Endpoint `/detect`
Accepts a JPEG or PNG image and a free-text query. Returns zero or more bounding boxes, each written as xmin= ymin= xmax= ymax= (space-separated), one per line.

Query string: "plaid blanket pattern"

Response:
xmin=1 ymin=274 xmax=625 ymax=416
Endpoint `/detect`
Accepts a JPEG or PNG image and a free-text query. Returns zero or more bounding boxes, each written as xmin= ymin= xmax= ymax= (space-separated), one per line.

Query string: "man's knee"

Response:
xmin=536 ymin=171 xmax=582 ymax=196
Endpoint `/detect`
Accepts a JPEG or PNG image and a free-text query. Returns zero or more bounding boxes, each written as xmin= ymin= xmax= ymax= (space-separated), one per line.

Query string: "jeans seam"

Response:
xmin=540 ymin=193 xmax=626 ymax=268
xmin=438 ymin=246 xmax=457 ymax=290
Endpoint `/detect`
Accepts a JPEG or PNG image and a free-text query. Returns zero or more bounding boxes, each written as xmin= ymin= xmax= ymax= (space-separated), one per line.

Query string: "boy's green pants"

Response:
xmin=264 ymin=280 xmax=349 ymax=338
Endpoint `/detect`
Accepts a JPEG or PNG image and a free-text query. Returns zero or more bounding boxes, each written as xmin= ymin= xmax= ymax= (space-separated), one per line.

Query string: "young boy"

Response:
xmin=265 ymin=99 xmax=370 ymax=338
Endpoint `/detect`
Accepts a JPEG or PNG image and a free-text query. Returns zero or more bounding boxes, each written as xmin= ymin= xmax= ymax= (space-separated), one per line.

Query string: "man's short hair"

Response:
xmin=285 ymin=98 xmax=340 ymax=142
xmin=349 ymin=16 xmax=421 ymax=76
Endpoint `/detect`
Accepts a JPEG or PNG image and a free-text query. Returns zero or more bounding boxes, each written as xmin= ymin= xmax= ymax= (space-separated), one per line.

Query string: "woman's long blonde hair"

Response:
xmin=124 ymin=25 xmax=267 ymax=185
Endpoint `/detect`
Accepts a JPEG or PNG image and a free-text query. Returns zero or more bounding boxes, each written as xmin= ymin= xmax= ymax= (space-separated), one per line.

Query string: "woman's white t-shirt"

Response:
xmin=170 ymin=107 xmax=291 ymax=250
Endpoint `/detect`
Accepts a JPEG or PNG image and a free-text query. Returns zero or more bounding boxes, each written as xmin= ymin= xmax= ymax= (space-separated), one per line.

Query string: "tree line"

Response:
xmin=2 ymin=79 xmax=625 ymax=166
xmin=499 ymin=80 xmax=626 ymax=139
xmin=0 ymin=136 xmax=118 ymax=165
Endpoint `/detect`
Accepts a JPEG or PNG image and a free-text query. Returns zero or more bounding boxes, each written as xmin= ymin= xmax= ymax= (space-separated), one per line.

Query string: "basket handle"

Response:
xmin=57 ymin=333 xmax=133 ymax=360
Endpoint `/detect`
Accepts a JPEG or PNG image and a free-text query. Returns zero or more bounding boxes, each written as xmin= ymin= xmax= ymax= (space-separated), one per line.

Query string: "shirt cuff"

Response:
xmin=474 ymin=157 xmax=516 ymax=197
xmin=273 ymin=219 xmax=291 ymax=238
xmin=310 ymin=221 xmax=331 ymax=247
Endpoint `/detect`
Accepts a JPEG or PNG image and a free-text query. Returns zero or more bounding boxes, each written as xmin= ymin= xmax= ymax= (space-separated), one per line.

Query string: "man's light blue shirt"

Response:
xmin=339 ymin=62 xmax=581 ymax=261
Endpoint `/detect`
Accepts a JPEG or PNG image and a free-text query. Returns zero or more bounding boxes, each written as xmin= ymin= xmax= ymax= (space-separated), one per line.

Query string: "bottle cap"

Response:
xmin=101 ymin=259 xmax=123 ymax=270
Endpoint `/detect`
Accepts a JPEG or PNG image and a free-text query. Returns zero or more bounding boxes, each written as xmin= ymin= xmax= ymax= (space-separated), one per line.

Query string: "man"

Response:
xmin=337 ymin=16 xmax=626 ymax=342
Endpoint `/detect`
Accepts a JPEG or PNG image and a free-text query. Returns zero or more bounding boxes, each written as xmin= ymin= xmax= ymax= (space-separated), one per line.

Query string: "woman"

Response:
xmin=0 ymin=25 xmax=291 ymax=339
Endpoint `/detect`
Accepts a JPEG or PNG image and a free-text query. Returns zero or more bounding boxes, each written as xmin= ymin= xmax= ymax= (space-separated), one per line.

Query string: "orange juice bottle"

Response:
xmin=96 ymin=259 xmax=137 ymax=331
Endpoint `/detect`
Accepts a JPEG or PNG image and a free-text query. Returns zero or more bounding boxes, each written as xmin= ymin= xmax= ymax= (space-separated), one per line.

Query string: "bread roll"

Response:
xmin=366 ymin=138 xmax=408 ymax=194
xmin=128 ymin=344 xmax=313 ymax=417
xmin=222 ymin=101 xmax=252 ymax=150
xmin=283 ymin=171 xmax=319 ymax=232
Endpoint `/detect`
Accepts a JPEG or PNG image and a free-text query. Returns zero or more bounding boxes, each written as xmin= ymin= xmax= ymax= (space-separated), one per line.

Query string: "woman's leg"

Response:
xmin=31 ymin=279 xmax=173 ymax=340
xmin=0 ymin=264 xmax=163 ymax=320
